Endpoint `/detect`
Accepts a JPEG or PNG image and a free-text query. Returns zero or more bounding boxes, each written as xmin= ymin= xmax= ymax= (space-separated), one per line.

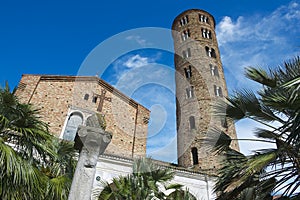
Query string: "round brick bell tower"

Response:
xmin=172 ymin=9 xmax=239 ymax=174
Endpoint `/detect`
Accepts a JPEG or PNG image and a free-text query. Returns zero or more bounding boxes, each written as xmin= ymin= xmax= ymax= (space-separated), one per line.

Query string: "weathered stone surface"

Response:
xmin=172 ymin=9 xmax=239 ymax=173
xmin=68 ymin=115 xmax=112 ymax=200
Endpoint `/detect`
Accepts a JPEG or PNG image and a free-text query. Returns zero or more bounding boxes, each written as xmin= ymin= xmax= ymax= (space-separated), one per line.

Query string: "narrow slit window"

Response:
xmin=187 ymin=48 xmax=191 ymax=57
xmin=191 ymin=147 xmax=199 ymax=165
xmin=84 ymin=94 xmax=89 ymax=100
xmin=183 ymin=48 xmax=191 ymax=58
xmin=182 ymin=50 xmax=186 ymax=58
xmin=92 ymin=96 xmax=98 ymax=103
xmin=189 ymin=116 xmax=196 ymax=129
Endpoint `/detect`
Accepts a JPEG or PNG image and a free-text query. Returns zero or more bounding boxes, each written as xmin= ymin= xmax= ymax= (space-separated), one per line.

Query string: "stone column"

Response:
xmin=68 ymin=125 xmax=112 ymax=200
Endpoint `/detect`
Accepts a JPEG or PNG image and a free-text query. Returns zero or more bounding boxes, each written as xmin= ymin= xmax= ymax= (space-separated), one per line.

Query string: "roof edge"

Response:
xmin=172 ymin=9 xmax=216 ymax=29
xmin=20 ymin=74 xmax=150 ymax=112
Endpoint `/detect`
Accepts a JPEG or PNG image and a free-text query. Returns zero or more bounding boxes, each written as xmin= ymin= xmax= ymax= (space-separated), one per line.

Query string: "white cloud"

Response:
xmin=125 ymin=35 xmax=150 ymax=46
xmin=103 ymin=1 xmax=300 ymax=162
xmin=217 ymin=16 xmax=245 ymax=45
xmin=123 ymin=54 xmax=150 ymax=68
xmin=115 ymin=62 xmax=175 ymax=97
xmin=106 ymin=52 xmax=177 ymax=162
xmin=109 ymin=53 xmax=177 ymax=162
xmin=216 ymin=1 xmax=300 ymax=156
xmin=217 ymin=0 xmax=300 ymax=92
xmin=105 ymin=53 xmax=163 ymax=87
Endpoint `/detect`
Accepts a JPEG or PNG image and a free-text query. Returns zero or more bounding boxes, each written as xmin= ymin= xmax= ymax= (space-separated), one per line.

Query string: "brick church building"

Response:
xmin=15 ymin=9 xmax=239 ymax=199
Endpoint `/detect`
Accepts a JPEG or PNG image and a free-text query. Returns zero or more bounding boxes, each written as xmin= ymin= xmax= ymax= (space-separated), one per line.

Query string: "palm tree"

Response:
xmin=43 ymin=138 xmax=77 ymax=200
xmin=0 ymin=82 xmax=77 ymax=199
xmin=167 ymin=188 xmax=197 ymax=200
xmin=212 ymin=57 xmax=300 ymax=199
xmin=98 ymin=157 xmax=195 ymax=200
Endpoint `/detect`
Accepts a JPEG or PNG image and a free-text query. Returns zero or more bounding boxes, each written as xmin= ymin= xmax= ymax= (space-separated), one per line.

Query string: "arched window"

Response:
xmin=201 ymin=28 xmax=206 ymax=38
xmin=210 ymin=64 xmax=219 ymax=77
xmin=205 ymin=47 xmax=216 ymax=58
xmin=191 ymin=147 xmax=199 ymax=165
xmin=180 ymin=15 xmax=189 ymax=26
xmin=184 ymin=65 xmax=192 ymax=78
xmin=207 ymin=30 xmax=211 ymax=39
xmin=214 ymin=85 xmax=223 ymax=97
xmin=199 ymin=14 xmax=209 ymax=24
xmin=205 ymin=46 xmax=210 ymax=57
xmin=199 ymin=14 xmax=207 ymax=23
xmin=181 ymin=29 xmax=190 ymax=41
xmin=211 ymin=48 xmax=216 ymax=58
xmin=186 ymin=86 xmax=194 ymax=99
xmin=63 ymin=112 xmax=83 ymax=141
xmin=189 ymin=116 xmax=196 ymax=130
xmin=201 ymin=28 xmax=211 ymax=39
xmin=182 ymin=48 xmax=191 ymax=58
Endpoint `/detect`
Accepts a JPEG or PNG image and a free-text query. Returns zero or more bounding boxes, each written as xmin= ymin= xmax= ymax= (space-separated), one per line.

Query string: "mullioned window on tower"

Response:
xmin=214 ymin=85 xmax=223 ymax=97
xmin=180 ymin=15 xmax=189 ymax=26
xmin=210 ymin=64 xmax=219 ymax=77
xmin=181 ymin=29 xmax=190 ymax=41
xmin=201 ymin=28 xmax=212 ymax=39
xmin=205 ymin=46 xmax=216 ymax=58
xmin=184 ymin=65 xmax=192 ymax=78
xmin=182 ymin=48 xmax=191 ymax=58
xmin=199 ymin=14 xmax=209 ymax=24
xmin=186 ymin=86 xmax=194 ymax=99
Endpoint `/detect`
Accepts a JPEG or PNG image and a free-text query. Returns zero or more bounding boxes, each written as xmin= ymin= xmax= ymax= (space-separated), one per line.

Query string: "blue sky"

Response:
xmin=1 ymin=0 xmax=299 ymax=163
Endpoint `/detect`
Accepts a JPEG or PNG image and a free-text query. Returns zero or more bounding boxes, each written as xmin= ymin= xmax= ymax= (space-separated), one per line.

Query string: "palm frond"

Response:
xmin=253 ymin=128 xmax=278 ymax=140
xmin=214 ymin=57 xmax=300 ymax=199
xmin=45 ymin=175 xmax=72 ymax=200
xmin=245 ymin=67 xmax=276 ymax=87
xmin=0 ymin=83 xmax=76 ymax=199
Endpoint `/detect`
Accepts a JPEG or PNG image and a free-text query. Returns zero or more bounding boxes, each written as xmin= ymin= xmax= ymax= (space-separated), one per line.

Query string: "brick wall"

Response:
xmin=16 ymin=75 xmax=150 ymax=159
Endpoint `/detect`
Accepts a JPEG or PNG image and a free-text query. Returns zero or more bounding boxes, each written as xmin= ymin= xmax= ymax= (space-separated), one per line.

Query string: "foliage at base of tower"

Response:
xmin=213 ymin=57 xmax=300 ymax=199
xmin=98 ymin=157 xmax=196 ymax=200
xmin=0 ymin=83 xmax=77 ymax=200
